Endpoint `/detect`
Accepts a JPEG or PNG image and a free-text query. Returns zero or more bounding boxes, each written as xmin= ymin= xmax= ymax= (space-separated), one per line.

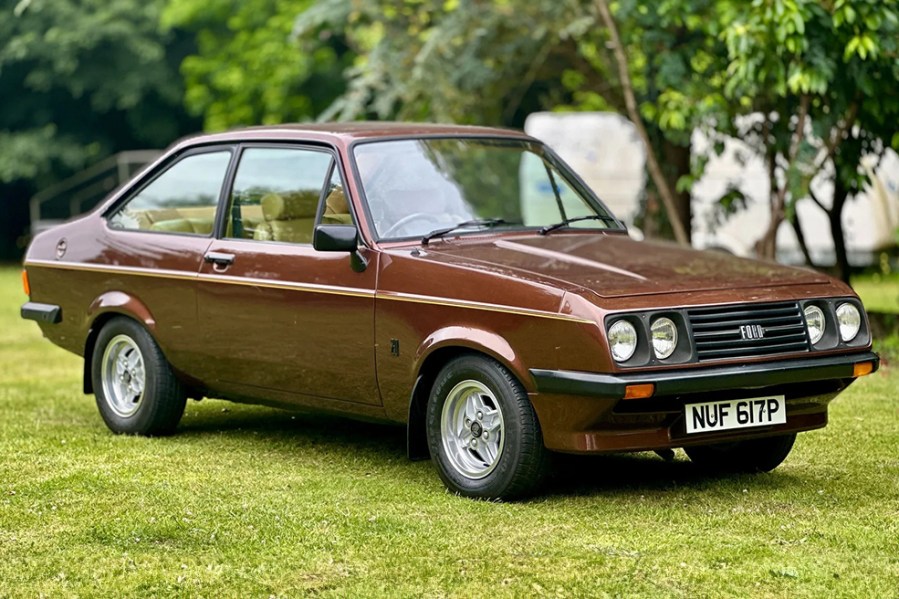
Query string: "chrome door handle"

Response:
xmin=204 ymin=252 xmax=235 ymax=266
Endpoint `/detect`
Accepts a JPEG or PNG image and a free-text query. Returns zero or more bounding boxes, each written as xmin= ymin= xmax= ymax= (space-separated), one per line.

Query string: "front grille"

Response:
xmin=687 ymin=301 xmax=810 ymax=361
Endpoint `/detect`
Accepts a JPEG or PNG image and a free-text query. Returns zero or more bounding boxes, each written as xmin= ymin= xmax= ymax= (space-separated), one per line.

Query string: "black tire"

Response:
xmin=91 ymin=317 xmax=187 ymax=436
xmin=684 ymin=433 xmax=797 ymax=473
xmin=426 ymin=355 xmax=549 ymax=499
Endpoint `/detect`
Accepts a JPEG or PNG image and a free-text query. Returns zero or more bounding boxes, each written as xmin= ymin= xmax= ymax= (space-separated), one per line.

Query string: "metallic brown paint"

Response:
xmin=22 ymin=123 xmax=877 ymax=456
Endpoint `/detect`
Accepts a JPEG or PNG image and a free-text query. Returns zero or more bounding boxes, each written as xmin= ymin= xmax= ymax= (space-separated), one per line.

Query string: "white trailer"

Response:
xmin=525 ymin=111 xmax=899 ymax=265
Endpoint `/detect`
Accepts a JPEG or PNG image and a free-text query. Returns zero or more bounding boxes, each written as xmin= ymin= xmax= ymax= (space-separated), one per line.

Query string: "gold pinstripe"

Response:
xmin=25 ymin=259 xmax=595 ymax=324
xmin=25 ymin=259 xmax=196 ymax=281
xmin=196 ymin=273 xmax=373 ymax=298
xmin=375 ymin=291 xmax=594 ymax=323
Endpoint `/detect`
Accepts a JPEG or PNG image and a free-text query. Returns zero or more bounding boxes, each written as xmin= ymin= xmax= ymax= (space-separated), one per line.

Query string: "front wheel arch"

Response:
xmin=407 ymin=345 xmax=536 ymax=461
xmin=424 ymin=353 xmax=550 ymax=498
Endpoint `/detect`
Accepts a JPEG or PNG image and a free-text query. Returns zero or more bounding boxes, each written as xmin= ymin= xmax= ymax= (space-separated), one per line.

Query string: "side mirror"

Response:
xmin=314 ymin=224 xmax=357 ymax=252
xmin=313 ymin=224 xmax=368 ymax=272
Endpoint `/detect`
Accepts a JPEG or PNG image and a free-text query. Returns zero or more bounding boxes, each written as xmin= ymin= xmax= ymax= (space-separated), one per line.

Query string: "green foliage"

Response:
xmin=0 ymin=126 xmax=86 ymax=182
xmin=719 ymin=0 xmax=899 ymax=156
xmin=592 ymin=0 xmax=731 ymax=146
xmin=294 ymin=0 xmax=588 ymax=125
xmin=0 ymin=0 xmax=194 ymax=185
xmin=162 ymin=0 xmax=350 ymax=131
xmin=711 ymin=186 xmax=749 ymax=227
xmin=714 ymin=0 xmax=899 ymax=267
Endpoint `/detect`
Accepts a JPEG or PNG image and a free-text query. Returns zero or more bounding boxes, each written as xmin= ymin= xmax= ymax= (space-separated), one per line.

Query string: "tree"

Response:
xmin=717 ymin=0 xmax=899 ymax=280
xmin=0 ymin=0 xmax=196 ymax=186
xmin=292 ymin=0 xmax=898 ymax=276
xmin=293 ymin=0 xmax=586 ymax=125
xmin=293 ymin=0 xmax=715 ymax=243
xmin=0 ymin=0 xmax=200 ymax=259
xmin=161 ymin=0 xmax=352 ymax=131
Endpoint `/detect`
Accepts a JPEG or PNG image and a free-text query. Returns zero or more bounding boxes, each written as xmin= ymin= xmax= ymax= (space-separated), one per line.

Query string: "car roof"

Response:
xmin=173 ymin=122 xmax=534 ymax=150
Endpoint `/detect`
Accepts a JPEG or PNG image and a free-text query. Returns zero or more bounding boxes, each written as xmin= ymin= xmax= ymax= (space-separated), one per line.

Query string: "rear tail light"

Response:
xmin=22 ymin=269 xmax=30 ymax=297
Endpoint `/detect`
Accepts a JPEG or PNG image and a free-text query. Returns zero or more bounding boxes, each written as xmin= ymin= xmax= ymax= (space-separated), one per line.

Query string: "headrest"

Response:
xmin=324 ymin=186 xmax=349 ymax=215
xmin=261 ymin=190 xmax=320 ymax=221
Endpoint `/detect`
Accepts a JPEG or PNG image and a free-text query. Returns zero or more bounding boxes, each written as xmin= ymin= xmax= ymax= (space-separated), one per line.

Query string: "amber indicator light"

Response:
xmin=624 ymin=383 xmax=655 ymax=400
xmin=853 ymin=361 xmax=874 ymax=378
xmin=22 ymin=269 xmax=30 ymax=297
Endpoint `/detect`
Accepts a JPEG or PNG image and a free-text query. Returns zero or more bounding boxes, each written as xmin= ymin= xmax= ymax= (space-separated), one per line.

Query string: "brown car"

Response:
xmin=21 ymin=123 xmax=879 ymax=498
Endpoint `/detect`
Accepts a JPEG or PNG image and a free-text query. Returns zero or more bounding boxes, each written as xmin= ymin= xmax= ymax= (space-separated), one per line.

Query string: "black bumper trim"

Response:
xmin=21 ymin=302 xmax=62 ymax=324
xmin=530 ymin=352 xmax=880 ymax=398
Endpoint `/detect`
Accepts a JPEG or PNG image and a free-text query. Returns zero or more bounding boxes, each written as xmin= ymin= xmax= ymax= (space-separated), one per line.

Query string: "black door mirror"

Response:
xmin=314 ymin=224 xmax=357 ymax=252
xmin=313 ymin=224 xmax=368 ymax=272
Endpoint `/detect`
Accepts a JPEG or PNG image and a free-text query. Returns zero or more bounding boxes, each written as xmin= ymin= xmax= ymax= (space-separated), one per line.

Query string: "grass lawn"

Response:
xmin=852 ymin=272 xmax=899 ymax=314
xmin=2 ymin=265 xmax=897 ymax=597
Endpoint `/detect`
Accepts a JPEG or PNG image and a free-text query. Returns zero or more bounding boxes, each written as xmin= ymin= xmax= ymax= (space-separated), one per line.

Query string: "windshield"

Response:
xmin=352 ymin=138 xmax=623 ymax=240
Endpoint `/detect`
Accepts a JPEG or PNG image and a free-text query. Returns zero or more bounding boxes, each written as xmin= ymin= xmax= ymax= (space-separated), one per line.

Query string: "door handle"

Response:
xmin=204 ymin=251 xmax=235 ymax=267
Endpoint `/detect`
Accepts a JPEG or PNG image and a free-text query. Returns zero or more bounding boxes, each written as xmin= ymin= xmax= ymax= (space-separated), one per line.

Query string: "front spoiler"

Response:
xmin=530 ymin=351 xmax=880 ymax=399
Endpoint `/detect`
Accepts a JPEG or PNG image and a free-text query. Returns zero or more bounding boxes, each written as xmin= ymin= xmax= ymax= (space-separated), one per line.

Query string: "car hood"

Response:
xmin=420 ymin=233 xmax=829 ymax=299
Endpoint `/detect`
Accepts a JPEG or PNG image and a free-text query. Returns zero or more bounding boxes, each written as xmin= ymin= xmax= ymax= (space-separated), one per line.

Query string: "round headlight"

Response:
xmin=651 ymin=317 xmax=678 ymax=359
xmin=608 ymin=320 xmax=637 ymax=362
xmin=804 ymin=305 xmax=825 ymax=345
xmin=836 ymin=303 xmax=861 ymax=341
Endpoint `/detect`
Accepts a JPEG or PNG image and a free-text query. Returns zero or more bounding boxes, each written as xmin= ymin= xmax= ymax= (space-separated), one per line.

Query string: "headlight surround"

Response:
xmin=836 ymin=302 xmax=861 ymax=341
xmin=608 ymin=320 xmax=637 ymax=362
xmin=804 ymin=305 xmax=826 ymax=345
xmin=650 ymin=317 xmax=678 ymax=359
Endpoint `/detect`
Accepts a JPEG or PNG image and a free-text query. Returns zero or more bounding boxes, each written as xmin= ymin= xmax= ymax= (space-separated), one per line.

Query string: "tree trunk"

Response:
xmin=829 ymin=178 xmax=852 ymax=284
xmin=757 ymin=187 xmax=786 ymax=261
xmin=789 ymin=209 xmax=817 ymax=268
xmin=594 ymin=0 xmax=689 ymax=246
xmin=662 ymin=139 xmax=692 ymax=244
xmin=756 ymin=139 xmax=781 ymax=261
xmin=756 ymin=96 xmax=810 ymax=261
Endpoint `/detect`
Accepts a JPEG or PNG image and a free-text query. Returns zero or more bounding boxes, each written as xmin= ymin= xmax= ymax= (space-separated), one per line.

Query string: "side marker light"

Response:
xmin=853 ymin=362 xmax=874 ymax=378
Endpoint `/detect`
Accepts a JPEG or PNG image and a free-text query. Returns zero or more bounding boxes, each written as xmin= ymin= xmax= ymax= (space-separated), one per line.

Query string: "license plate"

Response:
xmin=685 ymin=395 xmax=786 ymax=434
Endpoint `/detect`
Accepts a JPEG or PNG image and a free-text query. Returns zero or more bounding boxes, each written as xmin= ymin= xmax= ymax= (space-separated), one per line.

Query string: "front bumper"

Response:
xmin=529 ymin=351 xmax=879 ymax=454
xmin=531 ymin=351 xmax=879 ymax=398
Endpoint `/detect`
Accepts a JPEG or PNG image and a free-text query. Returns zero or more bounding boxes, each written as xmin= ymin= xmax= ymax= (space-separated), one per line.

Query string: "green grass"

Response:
xmin=853 ymin=272 xmax=899 ymax=314
xmin=2 ymin=266 xmax=897 ymax=597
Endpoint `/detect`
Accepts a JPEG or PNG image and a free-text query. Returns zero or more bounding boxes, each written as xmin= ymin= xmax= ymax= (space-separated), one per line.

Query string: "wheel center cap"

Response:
xmin=470 ymin=421 xmax=483 ymax=438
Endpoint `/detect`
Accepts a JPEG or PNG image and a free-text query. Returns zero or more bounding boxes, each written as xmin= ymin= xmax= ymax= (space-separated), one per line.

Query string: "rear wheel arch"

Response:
xmin=82 ymin=295 xmax=157 ymax=394
xmin=90 ymin=316 xmax=187 ymax=435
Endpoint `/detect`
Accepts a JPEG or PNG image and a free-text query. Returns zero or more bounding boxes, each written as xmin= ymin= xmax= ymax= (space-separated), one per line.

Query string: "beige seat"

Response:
xmin=322 ymin=186 xmax=354 ymax=225
xmin=131 ymin=207 xmax=218 ymax=235
xmin=253 ymin=190 xmax=320 ymax=244
xmin=149 ymin=218 xmax=215 ymax=235
xmin=224 ymin=204 xmax=264 ymax=239
xmin=129 ymin=208 xmax=182 ymax=230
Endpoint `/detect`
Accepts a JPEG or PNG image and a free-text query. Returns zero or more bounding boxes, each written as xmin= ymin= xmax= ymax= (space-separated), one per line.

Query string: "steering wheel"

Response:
xmin=381 ymin=212 xmax=439 ymax=238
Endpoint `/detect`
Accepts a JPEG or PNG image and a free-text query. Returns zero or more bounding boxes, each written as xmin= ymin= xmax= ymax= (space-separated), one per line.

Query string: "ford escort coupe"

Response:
xmin=21 ymin=123 xmax=879 ymax=498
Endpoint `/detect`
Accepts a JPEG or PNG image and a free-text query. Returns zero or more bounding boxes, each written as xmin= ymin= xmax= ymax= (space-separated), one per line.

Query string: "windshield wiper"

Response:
xmin=538 ymin=214 xmax=620 ymax=235
xmin=422 ymin=218 xmax=508 ymax=245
